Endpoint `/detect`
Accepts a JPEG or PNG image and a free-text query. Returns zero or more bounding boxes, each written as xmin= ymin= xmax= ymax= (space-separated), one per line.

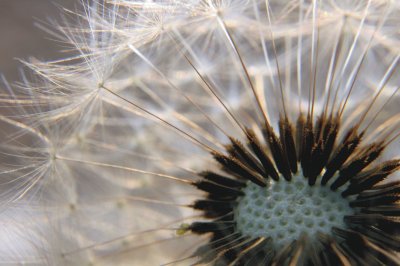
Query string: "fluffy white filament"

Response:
xmin=0 ymin=0 xmax=399 ymax=265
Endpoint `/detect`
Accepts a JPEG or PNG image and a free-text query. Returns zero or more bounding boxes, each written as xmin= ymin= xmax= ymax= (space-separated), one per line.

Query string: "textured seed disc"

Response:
xmin=234 ymin=174 xmax=353 ymax=248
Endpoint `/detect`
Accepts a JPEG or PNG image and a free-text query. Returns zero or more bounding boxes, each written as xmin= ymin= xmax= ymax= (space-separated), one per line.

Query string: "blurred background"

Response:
xmin=0 ymin=0 xmax=78 ymax=82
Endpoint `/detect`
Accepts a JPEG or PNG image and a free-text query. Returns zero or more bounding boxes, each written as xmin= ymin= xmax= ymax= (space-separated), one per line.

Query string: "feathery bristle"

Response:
xmin=0 ymin=0 xmax=399 ymax=265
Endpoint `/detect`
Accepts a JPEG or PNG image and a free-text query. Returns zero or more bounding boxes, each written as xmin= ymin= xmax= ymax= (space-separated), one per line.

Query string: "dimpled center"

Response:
xmin=234 ymin=174 xmax=353 ymax=248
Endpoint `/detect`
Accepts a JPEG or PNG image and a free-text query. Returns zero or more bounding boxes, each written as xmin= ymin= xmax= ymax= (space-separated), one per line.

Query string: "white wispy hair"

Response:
xmin=0 ymin=0 xmax=399 ymax=264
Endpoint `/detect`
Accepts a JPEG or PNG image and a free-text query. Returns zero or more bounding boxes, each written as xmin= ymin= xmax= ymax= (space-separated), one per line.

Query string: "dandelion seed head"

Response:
xmin=1 ymin=0 xmax=399 ymax=264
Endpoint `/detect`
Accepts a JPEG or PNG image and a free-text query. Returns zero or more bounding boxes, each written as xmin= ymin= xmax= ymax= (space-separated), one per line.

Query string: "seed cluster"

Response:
xmin=189 ymin=114 xmax=400 ymax=265
xmin=235 ymin=176 xmax=353 ymax=248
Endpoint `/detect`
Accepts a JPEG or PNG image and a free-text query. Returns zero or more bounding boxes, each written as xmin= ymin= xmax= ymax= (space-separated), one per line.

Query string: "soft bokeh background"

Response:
xmin=0 ymin=0 xmax=78 ymax=82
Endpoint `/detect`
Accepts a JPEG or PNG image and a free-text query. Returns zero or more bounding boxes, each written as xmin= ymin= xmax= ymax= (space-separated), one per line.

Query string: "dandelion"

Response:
xmin=1 ymin=0 xmax=399 ymax=265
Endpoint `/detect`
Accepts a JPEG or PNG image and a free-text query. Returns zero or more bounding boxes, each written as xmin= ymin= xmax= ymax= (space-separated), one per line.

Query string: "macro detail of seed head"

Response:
xmin=0 ymin=0 xmax=399 ymax=265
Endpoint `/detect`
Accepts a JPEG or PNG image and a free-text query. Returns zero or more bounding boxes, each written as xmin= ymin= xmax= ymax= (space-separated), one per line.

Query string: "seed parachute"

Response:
xmin=0 ymin=0 xmax=399 ymax=265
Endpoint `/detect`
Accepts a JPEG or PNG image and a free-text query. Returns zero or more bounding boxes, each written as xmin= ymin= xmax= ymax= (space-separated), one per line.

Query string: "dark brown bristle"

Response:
xmin=296 ymin=114 xmax=306 ymax=161
xmin=308 ymin=116 xmax=340 ymax=184
xmin=359 ymin=181 xmax=400 ymax=198
xmin=362 ymin=206 xmax=400 ymax=216
xmin=344 ymin=214 xmax=400 ymax=236
xmin=189 ymin=221 xmax=234 ymax=234
xmin=317 ymin=233 xmax=352 ymax=266
xmin=278 ymin=117 xmax=298 ymax=174
xmin=342 ymin=160 xmax=400 ymax=197
xmin=263 ymin=124 xmax=292 ymax=181
xmin=315 ymin=116 xmax=325 ymax=142
xmin=192 ymin=199 xmax=233 ymax=218
xmin=193 ymin=179 xmax=244 ymax=198
xmin=308 ymin=139 xmax=324 ymax=185
xmin=331 ymin=143 xmax=385 ymax=190
xmin=245 ymin=127 xmax=279 ymax=181
xmin=199 ymin=171 xmax=246 ymax=188
xmin=212 ymin=151 xmax=267 ymax=186
xmin=227 ymin=137 xmax=266 ymax=175
xmin=350 ymin=194 xmax=399 ymax=208
xmin=339 ymin=142 xmax=385 ymax=174
xmin=352 ymin=225 xmax=400 ymax=252
xmin=333 ymin=228 xmax=400 ymax=266
xmin=321 ymin=127 xmax=363 ymax=185
xmin=300 ymin=117 xmax=314 ymax=178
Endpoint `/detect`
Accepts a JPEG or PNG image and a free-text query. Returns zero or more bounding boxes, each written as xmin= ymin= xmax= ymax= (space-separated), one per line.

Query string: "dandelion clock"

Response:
xmin=0 ymin=0 xmax=399 ymax=265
